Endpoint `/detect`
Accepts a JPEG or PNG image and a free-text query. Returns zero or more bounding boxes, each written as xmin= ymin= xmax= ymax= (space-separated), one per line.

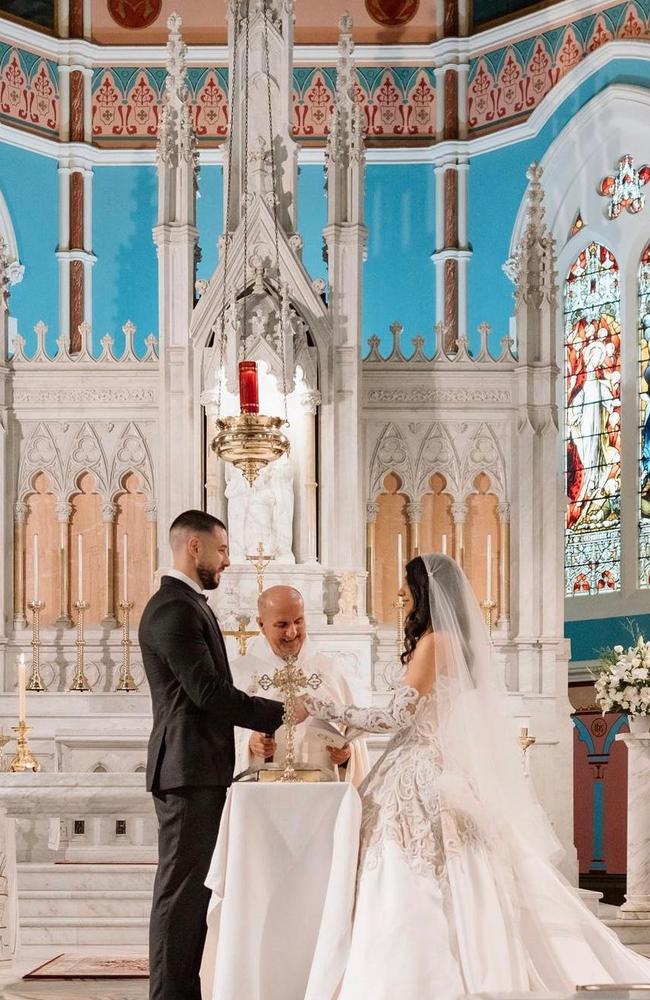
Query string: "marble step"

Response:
xmin=20 ymin=915 xmax=149 ymax=947
xmin=18 ymin=863 xmax=156 ymax=892
xmin=603 ymin=917 xmax=650 ymax=946
xmin=19 ymin=890 xmax=152 ymax=919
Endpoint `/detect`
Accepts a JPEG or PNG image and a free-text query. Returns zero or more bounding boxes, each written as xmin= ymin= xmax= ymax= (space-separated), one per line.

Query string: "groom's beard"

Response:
xmin=196 ymin=563 xmax=221 ymax=590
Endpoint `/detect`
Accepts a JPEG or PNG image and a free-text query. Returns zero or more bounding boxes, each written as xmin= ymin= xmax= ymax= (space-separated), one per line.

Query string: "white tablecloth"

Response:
xmin=201 ymin=782 xmax=361 ymax=1000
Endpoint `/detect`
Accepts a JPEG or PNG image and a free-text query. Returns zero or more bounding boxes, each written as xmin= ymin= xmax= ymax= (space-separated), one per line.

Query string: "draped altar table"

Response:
xmin=201 ymin=782 xmax=361 ymax=1000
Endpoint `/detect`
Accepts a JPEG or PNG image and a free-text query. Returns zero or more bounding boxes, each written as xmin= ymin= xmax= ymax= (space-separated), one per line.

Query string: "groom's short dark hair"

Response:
xmin=169 ymin=510 xmax=226 ymax=537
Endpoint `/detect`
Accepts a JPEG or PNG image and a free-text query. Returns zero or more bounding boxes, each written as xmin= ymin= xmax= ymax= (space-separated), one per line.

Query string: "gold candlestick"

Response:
xmin=259 ymin=655 xmax=321 ymax=782
xmin=116 ymin=600 xmax=137 ymax=692
xmin=480 ymin=599 xmax=496 ymax=635
xmin=393 ymin=591 xmax=407 ymax=660
xmin=9 ymin=720 xmax=40 ymax=772
xmin=223 ymin=613 xmax=258 ymax=656
xmin=246 ymin=542 xmax=275 ymax=596
xmin=27 ymin=599 xmax=46 ymax=692
xmin=70 ymin=600 xmax=91 ymax=692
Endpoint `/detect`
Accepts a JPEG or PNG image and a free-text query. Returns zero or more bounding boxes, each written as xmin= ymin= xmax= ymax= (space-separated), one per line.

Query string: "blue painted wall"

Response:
xmin=92 ymin=165 xmax=157 ymax=358
xmin=468 ymin=57 xmax=650 ymax=356
xmin=196 ymin=163 xmax=223 ymax=283
xmin=566 ymin=613 xmax=650 ymax=661
xmin=298 ymin=162 xmax=436 ymax=356
xmin=0 ymin=143 xmax=58 ymax=354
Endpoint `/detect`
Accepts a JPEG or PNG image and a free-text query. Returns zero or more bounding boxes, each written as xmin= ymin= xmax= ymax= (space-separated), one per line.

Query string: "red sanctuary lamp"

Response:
xmin=238 ymin=361 xmax=259 ymax=414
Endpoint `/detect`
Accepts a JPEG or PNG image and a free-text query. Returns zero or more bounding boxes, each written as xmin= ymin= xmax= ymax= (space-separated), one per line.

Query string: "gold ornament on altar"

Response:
xmin=518 ymin=726 xmax=536 ymax=754
xmin=222 ymin=613 xmax=258 ymax=656
xmin=210 ymin=6 xmax=290 ymax=485
xmin=9 ymin=720 xmax=40 ymax=772
xmin=246 ymin=542 xmax=275 ymax=596
xmin=258 ymin=655 xmax=322 ymax=782
xmin=27 ymin=599 xmax=46 ymax=692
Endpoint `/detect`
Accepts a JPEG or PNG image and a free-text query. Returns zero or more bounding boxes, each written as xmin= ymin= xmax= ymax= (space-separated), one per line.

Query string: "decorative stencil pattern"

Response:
xmin=0 ymin=43 xmax=58 ymax=135
xmin=91 ymin=66 xmax=436 ymax=142
xmin=468 ymin=1 xmax=650 ymax=134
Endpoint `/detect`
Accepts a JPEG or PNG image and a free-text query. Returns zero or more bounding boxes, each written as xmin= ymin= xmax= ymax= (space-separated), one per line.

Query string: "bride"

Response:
xmin=301 ymin=553 xmax=650 ymax=999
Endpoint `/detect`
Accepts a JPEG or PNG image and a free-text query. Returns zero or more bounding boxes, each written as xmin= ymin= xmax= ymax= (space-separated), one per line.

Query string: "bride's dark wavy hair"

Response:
xmin=400 ymin=554 xmax=475 ymax=672
xmin=401 ymin=556 xmax=431 ymax=665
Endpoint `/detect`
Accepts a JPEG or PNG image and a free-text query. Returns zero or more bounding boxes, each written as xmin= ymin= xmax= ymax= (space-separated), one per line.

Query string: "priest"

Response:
xmin=232 ymin=585 xmax=369 ymax=785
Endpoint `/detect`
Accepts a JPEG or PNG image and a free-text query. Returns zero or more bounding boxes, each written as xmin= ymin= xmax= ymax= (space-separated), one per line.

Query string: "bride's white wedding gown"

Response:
xmin=305 ymin=683 xmax=650 ymax=1000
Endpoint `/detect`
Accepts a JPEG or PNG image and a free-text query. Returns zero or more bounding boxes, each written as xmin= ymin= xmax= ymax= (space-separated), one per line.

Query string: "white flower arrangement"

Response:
xmin=593 ymin=633 xmax=650 ymax=716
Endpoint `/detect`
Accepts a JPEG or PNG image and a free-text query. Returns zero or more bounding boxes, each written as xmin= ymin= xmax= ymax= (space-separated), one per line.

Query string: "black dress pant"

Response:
xmin=149 ymin=785 xmax=227 ymax=1000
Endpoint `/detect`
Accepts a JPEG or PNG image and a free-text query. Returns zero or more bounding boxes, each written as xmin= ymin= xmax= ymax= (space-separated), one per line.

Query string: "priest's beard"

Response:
xmin=196 ymin=563 xmax=221 ymax=590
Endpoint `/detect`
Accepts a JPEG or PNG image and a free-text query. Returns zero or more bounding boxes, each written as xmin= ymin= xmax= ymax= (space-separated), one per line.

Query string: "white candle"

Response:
xmin=33 ymin=533 xmax=39 ymax=603
xmin=123 ymin=534 xmax=129 ymax=603
xmin=486 ymin=533 xmax=493 ymax=603
xmin=397 ymin=533 xmax=403 ymax=590
xmin=77 ymin=533 xmax=83 ymax=602
xmin=18 ymin=653 xmax=26 ymax=723
xmin=441 ymin=533 xmax=447 ymax=556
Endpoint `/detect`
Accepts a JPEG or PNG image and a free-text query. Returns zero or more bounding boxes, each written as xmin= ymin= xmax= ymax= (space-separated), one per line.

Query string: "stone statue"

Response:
xmin=337 ymin=571 xmax=358 ymax=619
xmin=225 ymin=454 xmax=295 ymax=563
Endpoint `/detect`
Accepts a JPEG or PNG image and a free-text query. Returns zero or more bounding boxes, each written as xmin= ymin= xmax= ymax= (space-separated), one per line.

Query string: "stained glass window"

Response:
xmin=565 ymin=242 xmax=622 ymax=596
xmin=570 ymin=211 xmax=584 ymax=238
xmin=639 ymin=243 xmax=650 ymax=588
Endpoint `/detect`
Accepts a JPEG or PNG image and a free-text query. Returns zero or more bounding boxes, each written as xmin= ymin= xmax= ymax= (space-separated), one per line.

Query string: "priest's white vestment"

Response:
xmin=232 ymin=634 xmax=369 ymax=785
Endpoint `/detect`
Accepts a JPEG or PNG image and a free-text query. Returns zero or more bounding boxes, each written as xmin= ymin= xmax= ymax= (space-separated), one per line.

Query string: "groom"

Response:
xmin=139 ymin=510 xmax=298 ymax=1000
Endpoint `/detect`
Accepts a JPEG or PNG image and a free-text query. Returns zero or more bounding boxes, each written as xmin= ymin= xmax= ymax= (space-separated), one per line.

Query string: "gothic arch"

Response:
xmin=414 ymin=423 xmax=462 ymax=500
xmin=368 ymin=422 xmax=415 ymax=501
xmin=18 ymin=423 xmax=65 ymax=500
xmin=460 ymin=423 xmax=506 ymax=502
xmin=65 ymin=423 xmax=110 ymax=500
xmin=109 ymin=423 xmax=154 ymax=500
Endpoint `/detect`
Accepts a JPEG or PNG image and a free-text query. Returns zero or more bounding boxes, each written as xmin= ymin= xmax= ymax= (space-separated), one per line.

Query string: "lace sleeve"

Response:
xmin=303 ymin=685 xmax=420 ymax=734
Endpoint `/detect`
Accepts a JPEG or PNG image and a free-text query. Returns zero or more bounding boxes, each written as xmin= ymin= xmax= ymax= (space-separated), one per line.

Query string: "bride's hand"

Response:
xmin=294 ymin=696 xmax=309 ymax=724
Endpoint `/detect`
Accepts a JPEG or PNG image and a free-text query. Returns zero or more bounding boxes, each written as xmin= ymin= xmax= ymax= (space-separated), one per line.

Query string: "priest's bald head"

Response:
xmin=257 ymin=586 xmax=306 ymax=658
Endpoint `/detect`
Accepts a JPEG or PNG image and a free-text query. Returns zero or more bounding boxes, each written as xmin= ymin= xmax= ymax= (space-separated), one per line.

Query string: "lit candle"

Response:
xmin=33 ymin=533 xmax=39 ymax=603
xmin=77 ymin=533 xmax=83 ymax=602
xmin=441 ymin=533 xmax=447 ymax=556
xmin=238 ymin=361 xmax=259 ymax=414
xmin=123 ymin=533 xmax=129 ymax=603
xmin=18 ymin=653 xmax=26 ymax=723
xmin=486 ymin=533 xmax=492 ymax=604
xmin=397 ymin=533 xmax=403 ymax=590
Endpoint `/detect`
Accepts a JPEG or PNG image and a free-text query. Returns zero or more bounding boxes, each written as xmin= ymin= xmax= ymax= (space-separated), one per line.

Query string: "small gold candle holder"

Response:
xmin=70 ymin=600 xmax=91 ymax=692
xmin=116 ymin=600 xmax=137 ymax=692
xmin=480 ymin=599 xmax=497 ymax=635
xmin=27 ymin=599 xmax=46 ymax=692
xmin=9 ymin=720 xmax=40 ymax=772
xmin=518 ymin=726 xmax=536 ymax=754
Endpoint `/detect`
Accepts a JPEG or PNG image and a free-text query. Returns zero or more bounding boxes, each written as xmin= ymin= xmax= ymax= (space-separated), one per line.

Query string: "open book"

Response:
xmin=305 ymin=716 xmax=366 ymax=749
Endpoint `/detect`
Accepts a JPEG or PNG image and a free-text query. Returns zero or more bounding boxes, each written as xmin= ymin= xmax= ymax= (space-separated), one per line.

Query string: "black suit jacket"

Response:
xmin=138 ymin=575 xmax=283 ymax=792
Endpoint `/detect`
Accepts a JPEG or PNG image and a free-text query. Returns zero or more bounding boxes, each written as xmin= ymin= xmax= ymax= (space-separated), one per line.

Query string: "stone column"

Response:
xmin=0 ymin=806 xmax=17 ymax=961
xmin=451 ymin=500 xmax=468 ymax=569
xmin=616 ymin=732 xmax=650 ymax=919
xmin=405 ymin=501 xmax=422 ymax=558
xmin=145 ymin=503 xmax=158 ymax=593
xmin=366 ymin=501 xmax=379 ymax=622
xmin=55 ymin=501 xmax=73 ymax=627
xmin=496 ymin=501 xmax=511 ymax=634
xmin=100 ymin=501 xmax=117 ymax=629
xmin=301 ymin=391 xmax=321 ymax=564
xmin=13 ymin=501 xmax=27 ymax=629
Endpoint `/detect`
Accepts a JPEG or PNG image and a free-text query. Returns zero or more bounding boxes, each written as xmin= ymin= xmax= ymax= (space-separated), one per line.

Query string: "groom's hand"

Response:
xmin=249 ymin=732 xmax=276 ymax=758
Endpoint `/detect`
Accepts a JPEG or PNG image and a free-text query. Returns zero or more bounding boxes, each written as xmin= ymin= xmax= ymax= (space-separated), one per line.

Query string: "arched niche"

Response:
xmin=25 ymin=471 xmax=58 ymax=627
xmin=466 ymin=472 xmax=500 ymax=614
xmin=374 ymin=472 xmax=409 ymax=625
xmin=420 ymin=473 xmax=454 ymax=556
xmin=115 ymin=471 xmax=150 ymax=623
xmin=70 ymin=471 xmax=104 ymax=625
